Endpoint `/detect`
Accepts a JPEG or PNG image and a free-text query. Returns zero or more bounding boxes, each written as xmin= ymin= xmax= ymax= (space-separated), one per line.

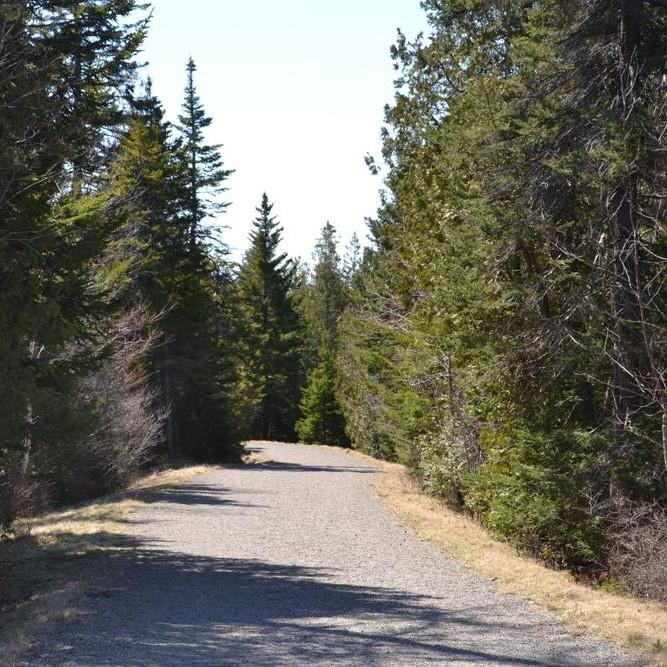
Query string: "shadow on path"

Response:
xmin=35 ymin=539 xmax=589 ymax=667
xmin=238 ymin=460 xmax=375 ymax=475
xmin=134 ymin=484 xmax=263 ymax=509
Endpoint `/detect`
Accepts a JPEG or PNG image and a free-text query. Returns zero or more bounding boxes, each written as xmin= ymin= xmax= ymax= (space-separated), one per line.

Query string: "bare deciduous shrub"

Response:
xmin=609 ymin=503 xmax=667 ymax=603
xmin=0 ymin=471 xmax=47 ymax=535
xmin=36 ymin=306 xmax=166 ymax=503
xmin=78 ymin=306 xmax=166 ymax=490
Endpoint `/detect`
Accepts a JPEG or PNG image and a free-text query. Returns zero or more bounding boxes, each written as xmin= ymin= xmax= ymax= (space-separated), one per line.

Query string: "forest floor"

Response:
xmin=16 ymin=441 xmax=651 ymax=666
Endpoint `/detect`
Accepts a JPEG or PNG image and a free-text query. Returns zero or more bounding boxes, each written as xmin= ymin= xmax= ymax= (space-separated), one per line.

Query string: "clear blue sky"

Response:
xmin=141 ymin=1 xmax=428 ymax=262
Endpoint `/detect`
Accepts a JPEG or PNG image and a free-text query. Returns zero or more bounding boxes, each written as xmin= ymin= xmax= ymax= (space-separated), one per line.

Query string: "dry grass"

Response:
xmin=335 ymin=447 xmax=667 ymax=666
xmin=0 ymin=464 xmax=216 ymax=666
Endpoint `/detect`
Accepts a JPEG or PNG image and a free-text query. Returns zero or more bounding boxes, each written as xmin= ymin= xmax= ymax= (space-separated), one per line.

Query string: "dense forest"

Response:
xmin=2 ymin=0 xmax=667 ymax=605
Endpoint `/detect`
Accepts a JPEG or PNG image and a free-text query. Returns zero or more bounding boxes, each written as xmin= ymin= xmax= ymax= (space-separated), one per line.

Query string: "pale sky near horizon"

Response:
xmin=140 ymin=1 xmax=428 ymax=263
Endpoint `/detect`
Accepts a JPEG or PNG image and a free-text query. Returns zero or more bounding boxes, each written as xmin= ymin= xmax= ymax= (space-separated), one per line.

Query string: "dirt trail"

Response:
xmin=28 ymin=442 xmax=637 ymax=666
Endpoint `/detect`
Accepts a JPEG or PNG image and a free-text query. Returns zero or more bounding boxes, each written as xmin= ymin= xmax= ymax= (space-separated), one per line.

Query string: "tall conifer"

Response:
xmin=177 ymin=57 xmax=233 ymax=250
xmin=0 ymin=0 xmax=145 ymax=474
xmin=296 ymin=223 xmax=348 ymax=445
xmin=104 ymin=84 xmax=238 ymax=461
xmin=234 ymin=195 xmax=302 ymax=440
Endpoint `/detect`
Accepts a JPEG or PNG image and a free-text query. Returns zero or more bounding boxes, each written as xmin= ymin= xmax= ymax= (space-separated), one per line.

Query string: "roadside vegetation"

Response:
xmin=355 ymin=449 xmax=667 ymax=665
xmin=0 ymin=2 xmax=351 ymax=537
xmin=336 ymin=0 xmax=667 ymax=609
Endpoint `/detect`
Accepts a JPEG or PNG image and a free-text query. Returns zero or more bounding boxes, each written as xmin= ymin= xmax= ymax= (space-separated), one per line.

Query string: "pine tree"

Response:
xmin=305 ymin=224 xmax=347 ymax=348
xmin=102 ymin=85 xmax=184 ymax=457
xmin=177 ymin=57 xmax=233 ymax=251
xmin=343 ymin=232 xmax=362 ymax=282
xmin=172 ymin=58 xmax=238 ymax=459
xmin=336 ymin=0 xmax=667 ymax=573
xmin=234 ymin=194 xmax=302 ymax=440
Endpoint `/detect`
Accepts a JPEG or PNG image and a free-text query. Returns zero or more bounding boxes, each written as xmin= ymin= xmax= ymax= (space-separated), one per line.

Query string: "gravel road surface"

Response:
xmin=29 ymin=442 xmax=637 ymax=666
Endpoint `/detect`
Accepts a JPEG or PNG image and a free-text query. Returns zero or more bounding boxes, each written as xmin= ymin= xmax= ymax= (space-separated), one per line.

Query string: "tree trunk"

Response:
xmin=190 ymin=146 xmax=198 ymax=252
xmin=20 ymin=399 xmax=33 ymax=476
xmin=20 ymin=339 xmax=39 ymax=475
xmin=163 ymin=342 xmax=175 ymax=458
xmin=611 ymin=0 xmax=643 ymax=424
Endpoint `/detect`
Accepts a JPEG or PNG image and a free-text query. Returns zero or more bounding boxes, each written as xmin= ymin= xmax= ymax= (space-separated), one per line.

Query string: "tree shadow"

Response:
xmin=133 ymin=484 xmax=263 ymax=509
xmin=31 ymin=541 xmax=612 ymax=667
xmin=238 ymin=460 xmax=375 ymax=474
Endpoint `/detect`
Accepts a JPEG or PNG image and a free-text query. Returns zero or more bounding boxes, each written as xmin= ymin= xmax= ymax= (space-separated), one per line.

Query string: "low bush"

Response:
xmin=609 ymin=504 xmax=667 ymax=604
xmin=37 ymin=309 xmax=165 ymax=504
xmin=0 ymin=471 xmax=47 ymax=536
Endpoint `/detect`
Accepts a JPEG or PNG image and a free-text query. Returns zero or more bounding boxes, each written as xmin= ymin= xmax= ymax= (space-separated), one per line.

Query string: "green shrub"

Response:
xmin=464 ymin=427 xmax=606 ymax=570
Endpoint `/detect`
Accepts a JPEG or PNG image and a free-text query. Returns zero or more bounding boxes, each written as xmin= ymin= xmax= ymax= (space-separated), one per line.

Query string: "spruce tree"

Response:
xmin=0 ymin=1 xmax=145 ymax=475
xmin=177 ymin=57 xmax=233 ymax=250
xmin=234 ymin=194 xmax=302 ymax=440
xmin=343 ymin=232 xmax=362 ymax=282
xmin=104 ymin=84 xmax=239 ymax=462
xmin=102 ymin=85 xmax=184 ymax=457
xmin=296 ymin=223 xmax=348 ymax=445
xmin=297 ymin=355 xmax=346 ymax=445
xmin=336 ymin=0 xmax=667 ymax=573
xmin=306 ymin=223 xmax=347 ymax=351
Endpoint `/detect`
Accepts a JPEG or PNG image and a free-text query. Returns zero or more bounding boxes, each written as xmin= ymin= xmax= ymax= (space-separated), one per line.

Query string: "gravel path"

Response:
xmin=29 ymin=442 xmax=638 ymax=666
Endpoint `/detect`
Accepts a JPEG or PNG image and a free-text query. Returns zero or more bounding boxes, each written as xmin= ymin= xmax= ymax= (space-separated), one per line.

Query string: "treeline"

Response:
xmin=336 ymin=0 xmax=667 ymax=600
xmin=0 ymin=1 xmax=351 ymax=529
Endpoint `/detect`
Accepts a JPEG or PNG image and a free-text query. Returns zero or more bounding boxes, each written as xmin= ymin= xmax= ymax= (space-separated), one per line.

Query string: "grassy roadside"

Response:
xmin=0 ymin=464 xmax=216 ymax=665
xmin=335 ymin=447 xmax=666 ymax=666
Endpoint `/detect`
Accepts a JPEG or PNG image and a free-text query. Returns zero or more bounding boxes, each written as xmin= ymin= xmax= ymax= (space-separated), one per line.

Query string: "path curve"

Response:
xmin=30 ymin=442 xmax=637 ymax=666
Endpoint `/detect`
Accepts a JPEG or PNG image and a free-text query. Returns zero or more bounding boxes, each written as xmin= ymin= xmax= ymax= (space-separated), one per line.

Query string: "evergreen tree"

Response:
xmin=304 ymin=223 xmax=347 ymax=349
xmin=0 ymin=0 xmax=145 ymax=476
xmin=234 ymin=194 xmax=302 ymax=440
xmin=296 ymin=223 xmax=348 ymax=445
xmin=0 ymin=1 xmax=243 ymax=521
xmin=171 ymin=59 xmax=239 ymax=459
xmin=177 ymin=57 xmax=233 ymax=250
xmin=343 ymin=232 xmax=362 ymax=282
xmin=104 ymin=84 xmax=239 ymax=462
xmin=297 ymin=355 xmax=346 ymax=445
xmin=336 ymin=0 xmax=667 ymax=574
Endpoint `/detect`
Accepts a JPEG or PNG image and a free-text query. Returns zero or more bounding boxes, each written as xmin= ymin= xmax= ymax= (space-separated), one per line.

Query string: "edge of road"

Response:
xmin=325 ymin=444 xmax=665 ymax=666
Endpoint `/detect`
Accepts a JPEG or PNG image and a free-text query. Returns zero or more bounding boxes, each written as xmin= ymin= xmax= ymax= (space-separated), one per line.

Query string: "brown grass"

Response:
xmin=333 ymin=447 xmax=667 ymax=666
xmin=0 ymin=465 xmax=216 ymax=666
